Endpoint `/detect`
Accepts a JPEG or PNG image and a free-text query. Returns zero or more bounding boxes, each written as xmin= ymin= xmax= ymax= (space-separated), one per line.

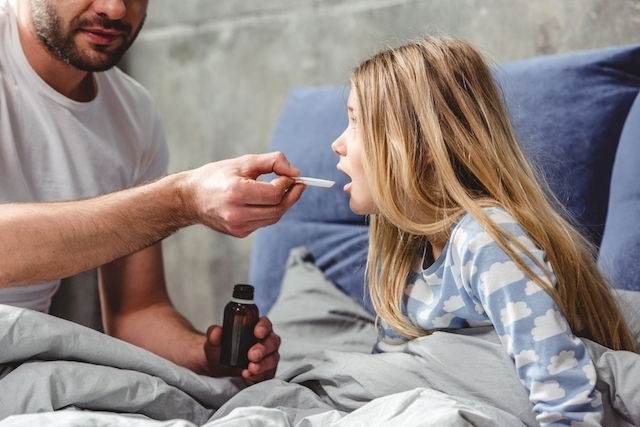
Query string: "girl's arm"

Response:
xmin=455 ymin=210 xmax=602 ymax=426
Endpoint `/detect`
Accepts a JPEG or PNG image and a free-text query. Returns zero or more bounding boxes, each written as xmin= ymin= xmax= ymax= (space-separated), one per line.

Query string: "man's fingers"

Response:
xmin=242 ymin=152 xmax=300 ymax=179
xmin=244 ymin=351 xmax=279 ymax=380
xmin=253 ymin=317 xmax=273 ymax=339
xmin=247 ymin=317 xmax=280 ymax=365
xmin=248 ymin=333 xmax=281 ymax=363
xmin=206 ymin=325 xmax=223 ymax=346
xmin=234 ymin=184 xmax=304 ymax=223
xmin=253 ymin=316 xmax=273 ymax=340
xmin=280 ymin=181 xmax=305 ymax=208
xmin=238 ymin=178 xmax=300 ymax=206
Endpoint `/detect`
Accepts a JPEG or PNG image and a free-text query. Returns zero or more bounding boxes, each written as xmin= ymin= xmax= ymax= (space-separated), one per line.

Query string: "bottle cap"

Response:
xmin=232 ymin=284 xmax=254 ymax=300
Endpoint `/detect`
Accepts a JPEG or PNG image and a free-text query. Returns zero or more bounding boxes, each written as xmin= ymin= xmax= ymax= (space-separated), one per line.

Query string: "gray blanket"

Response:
xmin=0 ymin=305 xmax=533 ymax=426
xmin=0 ymin=305 xmax=244 ymax=424
xmin=0 ymin=248 xmax=639 ymax=426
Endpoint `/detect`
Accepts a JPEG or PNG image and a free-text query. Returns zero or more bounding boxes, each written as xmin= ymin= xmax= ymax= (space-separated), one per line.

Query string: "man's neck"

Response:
xmin=15 ymin=2 xmax=96 ymax=102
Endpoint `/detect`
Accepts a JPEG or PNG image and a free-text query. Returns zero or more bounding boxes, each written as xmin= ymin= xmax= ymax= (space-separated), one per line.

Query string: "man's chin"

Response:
xmin=69 ymin=37 xmax=126 ymax=71
xmin=71 ymin=51 xmax=123 ymax=71
xmin=72 ymin=60 xmax=117 ymax=72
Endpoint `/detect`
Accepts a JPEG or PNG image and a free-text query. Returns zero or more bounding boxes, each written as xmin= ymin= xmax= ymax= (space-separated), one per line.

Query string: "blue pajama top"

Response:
xmin=374 ymin=207 xmax=603 ymax=426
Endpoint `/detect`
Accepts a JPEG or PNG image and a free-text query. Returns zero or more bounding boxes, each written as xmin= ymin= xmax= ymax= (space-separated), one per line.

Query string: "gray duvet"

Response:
xmin=0 ymin=248 xmax=639 ymax=426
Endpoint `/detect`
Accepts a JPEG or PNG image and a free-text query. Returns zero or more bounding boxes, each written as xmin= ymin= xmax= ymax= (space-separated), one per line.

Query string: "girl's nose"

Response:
xmin=331 ymin=130 xmax=346 ymax=155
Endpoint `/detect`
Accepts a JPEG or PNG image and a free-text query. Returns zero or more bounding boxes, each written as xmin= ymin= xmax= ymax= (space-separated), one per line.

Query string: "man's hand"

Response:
xmin=181 ymin=151 xmax=305 ymax=237
xmin=203 ymin=317 xmax=281 ymax=382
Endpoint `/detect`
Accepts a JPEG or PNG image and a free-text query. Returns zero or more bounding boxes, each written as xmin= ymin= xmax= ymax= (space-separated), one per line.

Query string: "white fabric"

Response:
xmin=0 ymin=389 xmax=527 ymax=427
xmin=0 ymin=0 xmax=169 ymax=312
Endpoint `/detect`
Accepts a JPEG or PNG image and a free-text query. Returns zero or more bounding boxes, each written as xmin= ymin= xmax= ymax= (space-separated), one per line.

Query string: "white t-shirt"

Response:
xmin=0 ymin=0 xmax=169 ymax=312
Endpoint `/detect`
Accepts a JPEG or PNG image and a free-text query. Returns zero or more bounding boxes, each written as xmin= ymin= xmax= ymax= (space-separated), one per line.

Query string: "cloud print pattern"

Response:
xmin=374 ymin=207 xmax=602 ymax=426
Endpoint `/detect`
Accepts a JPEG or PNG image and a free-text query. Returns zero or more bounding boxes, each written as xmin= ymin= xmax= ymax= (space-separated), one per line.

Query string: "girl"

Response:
xmin=331 ymin=36 xmax=636 ymax=426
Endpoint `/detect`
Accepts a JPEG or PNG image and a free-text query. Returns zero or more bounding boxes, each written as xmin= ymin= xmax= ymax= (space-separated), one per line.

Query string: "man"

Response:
xmin=0 ymin=0 xmax=305 ymax=381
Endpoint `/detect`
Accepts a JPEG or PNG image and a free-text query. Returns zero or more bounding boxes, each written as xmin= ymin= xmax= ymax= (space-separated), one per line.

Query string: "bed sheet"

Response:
xmin=1 ymin=247 xmax=639 ymax=426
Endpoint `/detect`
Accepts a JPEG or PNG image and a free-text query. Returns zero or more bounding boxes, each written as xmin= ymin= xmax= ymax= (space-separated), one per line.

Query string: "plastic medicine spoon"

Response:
xmin=293 ymin=176 xmax=335 ymax=188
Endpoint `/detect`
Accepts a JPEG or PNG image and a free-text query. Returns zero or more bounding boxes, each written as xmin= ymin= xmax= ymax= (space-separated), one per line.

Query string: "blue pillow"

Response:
xmin=250 ymin=44 xmax=640 ymax=314
xmin=598 ymin=93 xmax=640 ymax=291
xmin=496 ymin=44 xmax=640 ymax=245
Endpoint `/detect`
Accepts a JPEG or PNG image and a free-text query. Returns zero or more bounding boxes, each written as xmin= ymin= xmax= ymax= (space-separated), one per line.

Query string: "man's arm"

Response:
xmin=0 ymin=152 xmax=303 ymax=288
xmin=0 ymin=174 xmax=187 ymax=287
xmin=99 ymin=243 xmax=281 ymax=381
xmin=99 ymin=243 xmax=207 ymax=373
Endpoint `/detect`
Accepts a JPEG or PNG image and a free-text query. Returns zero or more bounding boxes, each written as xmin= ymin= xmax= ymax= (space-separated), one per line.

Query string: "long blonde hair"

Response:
xmin=354 ymin=36 xmax=635 ymax=351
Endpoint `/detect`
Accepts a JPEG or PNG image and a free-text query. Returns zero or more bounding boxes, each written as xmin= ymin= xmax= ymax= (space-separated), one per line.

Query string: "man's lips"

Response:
xmin=80 ymin=28 xmax=124 ymax=45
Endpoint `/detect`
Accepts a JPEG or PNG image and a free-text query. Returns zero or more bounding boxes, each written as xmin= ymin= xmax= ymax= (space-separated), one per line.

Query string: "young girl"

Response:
xmin=331 ymin=36 xmax=636 ymax=426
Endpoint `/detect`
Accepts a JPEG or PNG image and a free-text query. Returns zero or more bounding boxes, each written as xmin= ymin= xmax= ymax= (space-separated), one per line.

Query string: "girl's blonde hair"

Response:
xmin=353 ymin=36 xmax=636 ymax=351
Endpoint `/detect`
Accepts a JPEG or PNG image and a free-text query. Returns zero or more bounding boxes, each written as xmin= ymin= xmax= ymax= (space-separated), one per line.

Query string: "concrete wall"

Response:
xmin=123 ymin=0 xmax=640 ymax=331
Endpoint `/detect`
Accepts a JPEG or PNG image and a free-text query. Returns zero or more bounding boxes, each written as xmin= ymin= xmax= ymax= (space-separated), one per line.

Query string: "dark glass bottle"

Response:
xmin=220 ymin=284 xmax=260 ymax=368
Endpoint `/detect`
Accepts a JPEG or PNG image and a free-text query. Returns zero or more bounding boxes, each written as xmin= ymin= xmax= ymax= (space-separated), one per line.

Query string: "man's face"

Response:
xmin=29 ymin=0 xmax=148 ymax=72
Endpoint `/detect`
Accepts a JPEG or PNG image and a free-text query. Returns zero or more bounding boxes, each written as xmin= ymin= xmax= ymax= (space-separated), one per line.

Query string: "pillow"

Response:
xmin=250 ymin=44 xmax=640 ymax=313
xmin=598 ymin=93 xmax=640 ymax=291
xmin=495 ymin=44 xmax=640 ymax=245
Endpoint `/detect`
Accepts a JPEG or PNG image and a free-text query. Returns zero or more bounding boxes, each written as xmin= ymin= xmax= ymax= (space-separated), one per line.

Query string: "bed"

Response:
xmin=0 ymin=254 xmax=639 ymax=426
xmin=1 ymin=43 xmax=640 ymax=426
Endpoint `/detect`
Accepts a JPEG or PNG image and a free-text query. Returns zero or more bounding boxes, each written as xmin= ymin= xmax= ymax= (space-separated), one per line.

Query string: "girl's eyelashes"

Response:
xmin=349 ymin=116 xmax=358 ymax=128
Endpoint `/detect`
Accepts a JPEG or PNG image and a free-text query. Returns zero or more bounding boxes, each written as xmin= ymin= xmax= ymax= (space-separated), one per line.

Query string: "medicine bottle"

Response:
xmin=220 ymin=284 xmax=259 ymax=368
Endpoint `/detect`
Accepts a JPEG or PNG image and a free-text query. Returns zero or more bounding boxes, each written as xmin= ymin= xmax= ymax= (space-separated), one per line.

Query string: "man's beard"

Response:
xmin=29 ymin=0 xmax=145 ymax=72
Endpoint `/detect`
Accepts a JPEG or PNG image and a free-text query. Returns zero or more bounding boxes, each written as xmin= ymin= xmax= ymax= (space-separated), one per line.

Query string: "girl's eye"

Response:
xmin=349 ymin=116 xmax=357 ymax=128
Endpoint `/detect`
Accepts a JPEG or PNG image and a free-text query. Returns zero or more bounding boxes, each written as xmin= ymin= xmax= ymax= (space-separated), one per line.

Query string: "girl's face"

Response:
xmin=331 ymin=88 xmax=377 ymax=215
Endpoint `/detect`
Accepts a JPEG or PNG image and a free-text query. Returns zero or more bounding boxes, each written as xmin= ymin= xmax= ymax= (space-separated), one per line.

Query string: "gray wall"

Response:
xmin=123 ymin=0 xmax=640 ymax=331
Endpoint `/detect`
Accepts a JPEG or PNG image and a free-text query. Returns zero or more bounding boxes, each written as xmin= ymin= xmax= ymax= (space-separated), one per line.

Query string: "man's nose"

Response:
xmin=92 ymin=0 xmax=127 ymax=21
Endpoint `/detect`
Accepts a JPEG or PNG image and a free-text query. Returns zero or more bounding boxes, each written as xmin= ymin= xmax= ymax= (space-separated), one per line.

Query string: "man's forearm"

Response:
xmin=0 ymin=172 xmax=194 ymax=287
xmin=107 ymin=302 xmax=209 ymax=374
